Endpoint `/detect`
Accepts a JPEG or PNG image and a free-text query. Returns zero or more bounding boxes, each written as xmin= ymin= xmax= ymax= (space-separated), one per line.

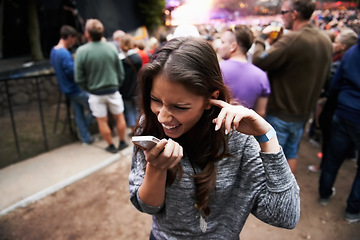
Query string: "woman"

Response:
xmin=129 ymin=37 xmax=300 ymax=239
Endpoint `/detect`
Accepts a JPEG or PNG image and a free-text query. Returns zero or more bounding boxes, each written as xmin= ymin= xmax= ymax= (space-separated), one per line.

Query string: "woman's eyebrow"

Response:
xmin=175 ymin=103 xmax=191 ymax=107
xmin=150 ymin=94 xmax=191 ymax=107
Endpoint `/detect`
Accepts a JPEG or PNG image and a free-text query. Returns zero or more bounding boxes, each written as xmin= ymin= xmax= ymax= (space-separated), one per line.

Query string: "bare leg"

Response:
xmin=113 ymin=113 xmax=127 ymax=141
xmin=288 ymin=158 xmax=297 ymax=174
xmin=96 ymin=116 xmax=114 ymax=145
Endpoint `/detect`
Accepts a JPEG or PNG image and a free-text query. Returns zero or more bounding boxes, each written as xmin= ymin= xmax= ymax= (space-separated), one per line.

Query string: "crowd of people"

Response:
xmin=50 ymin=0 xmax=360 ymax=238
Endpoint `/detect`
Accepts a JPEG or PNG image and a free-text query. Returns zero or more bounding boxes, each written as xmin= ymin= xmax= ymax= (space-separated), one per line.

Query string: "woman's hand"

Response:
xmin=143 ymin=138 xmax=183 ymax=170
xmin=209 ymin=99 xmax=272 ymax=136
xmin=139 ymin=138 xmax=183 ymax=207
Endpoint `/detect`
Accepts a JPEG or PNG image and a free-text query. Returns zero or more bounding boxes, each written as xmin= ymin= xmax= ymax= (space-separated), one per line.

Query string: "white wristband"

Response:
xmin=255 ymin=127 xmax=276 ymax=143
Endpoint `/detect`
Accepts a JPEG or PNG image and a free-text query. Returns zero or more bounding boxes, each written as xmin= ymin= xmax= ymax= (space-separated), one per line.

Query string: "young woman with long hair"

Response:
xmin=129 ymin=37 xmax=300 ymax=239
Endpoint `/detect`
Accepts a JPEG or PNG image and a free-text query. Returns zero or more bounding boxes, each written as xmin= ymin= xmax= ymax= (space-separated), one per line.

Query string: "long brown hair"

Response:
xmin=136 ymin=37 xmax=231 ymax=215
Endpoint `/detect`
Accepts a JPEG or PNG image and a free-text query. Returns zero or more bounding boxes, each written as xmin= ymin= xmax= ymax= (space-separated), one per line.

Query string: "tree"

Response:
xmin=0 ymin=0 xmax=4 ymax=59
xmin=27 ymin=0 xmax=44 ymax=61
xmin=138 ymin=0 xmax=166 ymax=34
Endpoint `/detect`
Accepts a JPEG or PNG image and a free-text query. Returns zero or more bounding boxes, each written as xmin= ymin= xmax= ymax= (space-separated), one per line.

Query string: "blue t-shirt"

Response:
xmin=50 ymin=47 xmax=81 ymax=96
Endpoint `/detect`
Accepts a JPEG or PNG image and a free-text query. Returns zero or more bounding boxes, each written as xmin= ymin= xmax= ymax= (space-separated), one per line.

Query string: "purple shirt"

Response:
xmin=220 ymin=60 xmax=270 ymax=109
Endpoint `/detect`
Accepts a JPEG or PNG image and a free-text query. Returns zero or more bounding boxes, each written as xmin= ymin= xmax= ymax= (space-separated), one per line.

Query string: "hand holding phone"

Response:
xmin=131 ymin=136 xmax=161 ymax=150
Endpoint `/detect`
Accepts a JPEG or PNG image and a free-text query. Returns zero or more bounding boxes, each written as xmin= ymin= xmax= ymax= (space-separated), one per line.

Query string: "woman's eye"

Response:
xmin=150 ymin=97 xmax=161 ymax=103
xmin=174 ymin=106 xmax=190 ymax=110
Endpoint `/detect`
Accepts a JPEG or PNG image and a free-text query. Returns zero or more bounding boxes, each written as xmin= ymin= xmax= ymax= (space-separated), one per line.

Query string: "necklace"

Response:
xmin=189 ymin=159 xmax=208 ymax=233
xmin=195 ymin=203 xmax=208 ymax=233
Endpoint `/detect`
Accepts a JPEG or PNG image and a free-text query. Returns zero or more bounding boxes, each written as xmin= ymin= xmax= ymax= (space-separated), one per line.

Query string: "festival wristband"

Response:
xmin=255 ymin=127 xmax=276 ymax=143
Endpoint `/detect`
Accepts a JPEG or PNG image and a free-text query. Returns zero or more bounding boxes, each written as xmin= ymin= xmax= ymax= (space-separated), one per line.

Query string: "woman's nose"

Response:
xmin=157 ymin=106 xmax=172 ymax=123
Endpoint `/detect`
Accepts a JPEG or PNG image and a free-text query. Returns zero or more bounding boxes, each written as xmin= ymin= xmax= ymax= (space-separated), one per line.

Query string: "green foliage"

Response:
xmin=138 ymin=0 xmax=166 ymax=32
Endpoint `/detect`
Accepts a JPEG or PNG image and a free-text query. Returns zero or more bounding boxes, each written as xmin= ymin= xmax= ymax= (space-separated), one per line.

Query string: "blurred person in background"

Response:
xmin=252 ymin=0 xmax=333 ymax=173
xmin=318 ymin=35 xmax=360 ymax=223
xmin=309 ymin=28 xmax=358 ymax=173
xmin=75 ymin=19 xmax=128 ymax=153
xmin=135 ymin=39 xmax=150 ymax=66
xmin=218 ymin=24 xmax=270 ymax=117
xmin=112 ymin=29 xmax=126 ymax=56
xmin=119 ymin=34 xmax=143 ymax=136
xmin=50 ymin=25 xmax=94 ymax=145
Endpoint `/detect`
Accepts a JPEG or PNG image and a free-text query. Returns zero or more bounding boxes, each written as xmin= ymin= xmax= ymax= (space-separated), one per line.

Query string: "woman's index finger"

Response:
xmin=209 ymin=99 xmax=228 ymax=108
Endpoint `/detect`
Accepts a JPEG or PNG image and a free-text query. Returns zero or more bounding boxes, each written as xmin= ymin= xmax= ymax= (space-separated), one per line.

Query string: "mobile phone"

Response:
xmin=131 ymin=136 xmax=160 ymax=150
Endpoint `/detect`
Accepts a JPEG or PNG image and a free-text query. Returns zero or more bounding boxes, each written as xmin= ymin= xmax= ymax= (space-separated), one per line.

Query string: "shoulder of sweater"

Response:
xmin=282 ymin=25 xmax=331 ymax=46
xmin=299 ymin=25 xmax=329 ymax=38
xmin=51 ymin=47 xmax=71 ymax=58
xmin=75 ymin=43 xmax=90 ymax=54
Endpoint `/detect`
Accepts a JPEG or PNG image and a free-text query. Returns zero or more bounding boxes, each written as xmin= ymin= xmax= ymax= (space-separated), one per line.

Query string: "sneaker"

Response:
xmin=82 ymin=138 xmax=94 ymax=146
xmin=118 ymin=141 xmax=129 ymax=151
xmin=309 ymin=138 xmax=320 ymax=148
xmin=105 ymin=144 xmax=118 ymax=153
xmin=319 ymin=187 xmax=336 ymax=206
xmin=345 ymin=212 xmax=360 ymax=224
xmin=308 ymin=165 xmax=320 ymax=173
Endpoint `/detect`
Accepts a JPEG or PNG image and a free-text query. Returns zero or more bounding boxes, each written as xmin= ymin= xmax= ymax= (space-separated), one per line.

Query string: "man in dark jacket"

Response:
xmin=252 ymin=0 xmax=333 ymax=173
xmin=318 ymin=35 xmax=360 ymax=223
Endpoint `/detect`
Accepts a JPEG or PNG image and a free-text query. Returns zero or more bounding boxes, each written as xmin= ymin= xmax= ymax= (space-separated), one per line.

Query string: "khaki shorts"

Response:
xmin=88 ymin=91 xmax=124 ymax=118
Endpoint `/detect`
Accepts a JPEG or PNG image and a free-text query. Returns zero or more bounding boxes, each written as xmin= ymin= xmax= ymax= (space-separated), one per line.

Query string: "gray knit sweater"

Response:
xmin=129 ymin=130 xmax=300 ymax=239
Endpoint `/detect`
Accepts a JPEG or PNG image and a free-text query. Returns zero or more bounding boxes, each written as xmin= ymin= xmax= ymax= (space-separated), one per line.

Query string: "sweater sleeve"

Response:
xmin=61 ymin=51 xmax=75 ymax=81
xmin=128 ymin=146 xmax=164 ymax=214
xmin=252 ymin=34 xmax=293 ymax=72
xmin=117 ymin=58 xmax=125 ymax=87
xmin=330 ymin=59 xmax=344 ymax=92
xmin=250 ymin=143 xmax=300 ymax=229
xmin=74 ymin=48 xmax=88 ymax=91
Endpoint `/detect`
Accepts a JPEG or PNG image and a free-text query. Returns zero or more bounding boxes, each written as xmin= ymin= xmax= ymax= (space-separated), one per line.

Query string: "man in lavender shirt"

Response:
xmin=218 ymin=25 xmax=270 ymax=117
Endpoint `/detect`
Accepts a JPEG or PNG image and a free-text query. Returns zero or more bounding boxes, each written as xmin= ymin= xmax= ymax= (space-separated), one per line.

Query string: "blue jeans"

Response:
xmin=123 ymin=98 xmax=139 ymax=127
xmin=68 ymin=92 xmax=94 ymax=143
xmin=266 ymin=115 xmax=305 ymax=159
xmin=319 ymin=114 xmax=360 ymax=214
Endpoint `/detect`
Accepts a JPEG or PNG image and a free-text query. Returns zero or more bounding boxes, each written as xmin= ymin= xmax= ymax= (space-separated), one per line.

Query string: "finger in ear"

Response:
xmin=205 ymin=90 xmax=220 ymax=110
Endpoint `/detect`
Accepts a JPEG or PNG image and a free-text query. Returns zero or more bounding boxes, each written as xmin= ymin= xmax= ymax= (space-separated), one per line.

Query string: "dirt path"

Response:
xmin=0 ymin=135 xmax=359 ymax=240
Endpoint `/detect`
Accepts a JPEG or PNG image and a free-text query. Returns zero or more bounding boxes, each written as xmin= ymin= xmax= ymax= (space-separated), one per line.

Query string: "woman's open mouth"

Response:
xmin=162 ymin=123 xmax=181 ymax=135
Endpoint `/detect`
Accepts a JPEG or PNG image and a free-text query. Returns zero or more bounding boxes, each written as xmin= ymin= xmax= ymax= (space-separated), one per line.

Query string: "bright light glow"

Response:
xmin=171 ymin=0 xmax=213 ymax=25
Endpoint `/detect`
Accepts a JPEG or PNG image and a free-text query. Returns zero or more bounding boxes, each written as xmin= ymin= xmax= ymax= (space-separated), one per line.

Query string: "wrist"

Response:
xmin=255 ymin=127 xmax=276 ymax=143
xmin=147 ymin=162 xmax=168 ymax=176
xmin=259 ymin=33 xmax=268 ymax=40
xmin=255 ymin=38 xmax=266 ymax=48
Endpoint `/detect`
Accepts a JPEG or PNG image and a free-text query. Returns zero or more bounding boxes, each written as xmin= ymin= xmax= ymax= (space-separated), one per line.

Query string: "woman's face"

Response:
xmin=150 ymin=74 xmax=208 ymax=139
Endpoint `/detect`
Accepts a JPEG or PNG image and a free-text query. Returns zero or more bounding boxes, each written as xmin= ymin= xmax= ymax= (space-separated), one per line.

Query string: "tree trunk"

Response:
xmin=0 ymin=0 xmax=4 ymax=59
xmin=27 ymin=0 xmax=44 ymax=61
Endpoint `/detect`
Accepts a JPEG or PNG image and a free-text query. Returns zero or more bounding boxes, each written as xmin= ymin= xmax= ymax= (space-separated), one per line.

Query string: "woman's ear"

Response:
xmin=205 ymin=90 xmax=220 ymax=110
xmin=211 ymin=90 xmax=220 ymax=99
